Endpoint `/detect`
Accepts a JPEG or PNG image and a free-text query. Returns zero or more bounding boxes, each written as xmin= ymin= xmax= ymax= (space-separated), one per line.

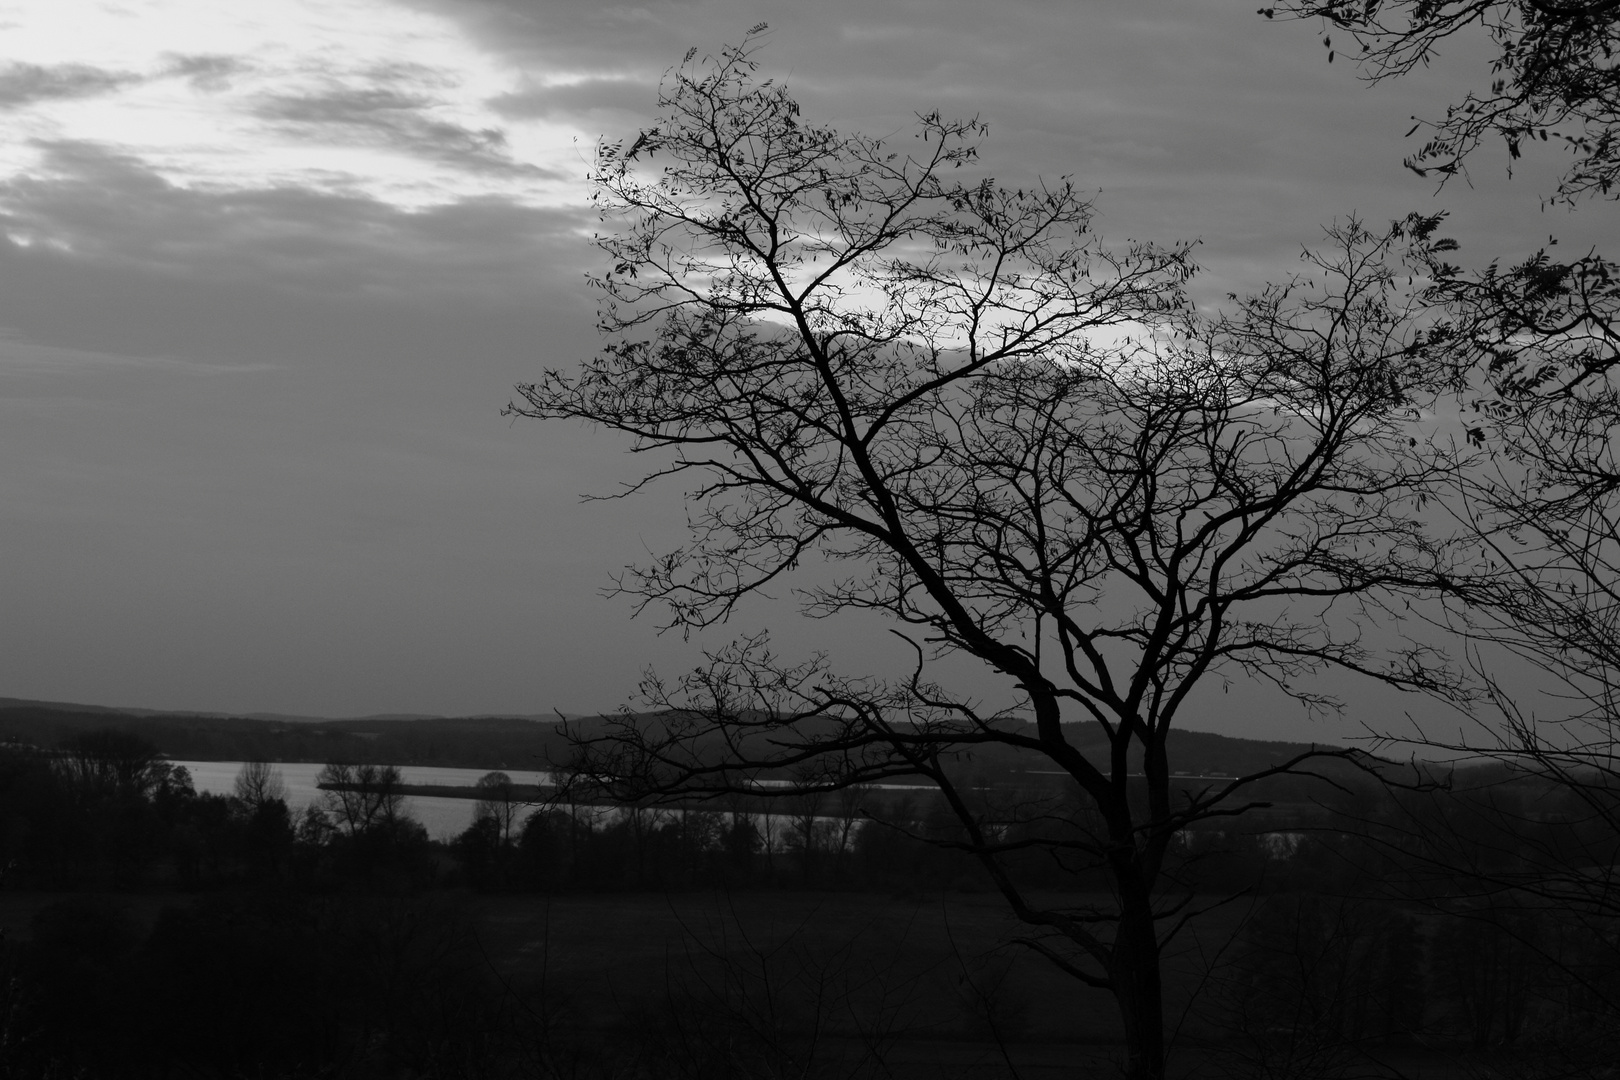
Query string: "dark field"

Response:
xmin=0 ymin=887 xmax=1514 ymax=1078
xmin=465 ymin=891 xmax=1512 ymax=1079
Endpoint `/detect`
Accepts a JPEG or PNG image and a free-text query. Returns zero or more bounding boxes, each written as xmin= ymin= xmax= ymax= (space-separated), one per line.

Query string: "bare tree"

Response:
xmin=233 ymin=760 xmax=287 ymax=810
xmin=1392 ymin=226 xmax=1620 ymax=814
xmin=782 ymin=768 xmax=830 ymax=885
xmin=510 ymin=36 xmax=1470 ymax=1079
xmin=472 ymin=771 xmax=523 ymax=845
xmin=1316 ymin=231 xmax=1620 ymax=1063
xmin=55 ymin=729 xmax=169 ymax=801
xmin=829 ymin=781 xmax=871 ymax=880
xmin=317 ymin=762 xmax=408 ymax=837
xmin=1265 ymin=0 xmax=1620 ymax=204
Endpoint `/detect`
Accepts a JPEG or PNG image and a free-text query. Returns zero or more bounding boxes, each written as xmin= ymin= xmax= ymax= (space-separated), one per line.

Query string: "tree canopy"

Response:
xmin=510 ymin=36 xmax=1477 ymax=1080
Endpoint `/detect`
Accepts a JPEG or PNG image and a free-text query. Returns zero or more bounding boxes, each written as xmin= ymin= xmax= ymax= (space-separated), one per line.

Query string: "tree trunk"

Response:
xmin=1111 ymin=884 xmax=1168 ymax=1080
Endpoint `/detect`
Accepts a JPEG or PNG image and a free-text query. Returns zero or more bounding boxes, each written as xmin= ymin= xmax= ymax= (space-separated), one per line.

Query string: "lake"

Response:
xmin=175 ymin=760 xmax=544 ymax=840
xmin=176 ymin=761 xmax=930 ymax=844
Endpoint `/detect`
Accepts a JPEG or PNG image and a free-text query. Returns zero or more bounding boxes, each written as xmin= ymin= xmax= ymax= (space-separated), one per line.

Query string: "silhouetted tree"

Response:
xmin=317 ymin=761 xmax=408 ymax=837
xmin=55 ymin=729 xmax=167 ymax=802
xmin=518 ymin=808 xmax=575 ymax=888
xmin=510 ymin=35 xmax=1473 ymax=1079
xmin=472 ymin=770 xmax=523 ymax=845
xmin=1266 ymin=0 xmax=1620 ymax=204
xmin=454 ymin=815 xmax=505 ymax=889
xmin=233 ymin=758 xmax=286 ymax=809
xmin=240 ymin=795 xmax=295 ymax=882
xmin=1326 ymin=222 xmax=1620 ymax=1056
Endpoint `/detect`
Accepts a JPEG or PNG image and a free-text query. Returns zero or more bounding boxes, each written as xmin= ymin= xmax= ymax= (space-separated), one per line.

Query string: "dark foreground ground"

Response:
xmin=0 ymin=888 xmax=1531 ymax=1078
xmin=466 ymin=890 xmax=1516 ymax=1079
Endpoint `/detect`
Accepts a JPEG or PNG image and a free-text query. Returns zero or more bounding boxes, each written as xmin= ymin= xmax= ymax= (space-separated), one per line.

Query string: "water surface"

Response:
xmin=176 ymin=760 xmax=543 ymax=840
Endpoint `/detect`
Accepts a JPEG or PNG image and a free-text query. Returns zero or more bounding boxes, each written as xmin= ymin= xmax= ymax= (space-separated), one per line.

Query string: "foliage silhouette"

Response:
xmin=1267 ymin=0 xmax=1620 ymax=204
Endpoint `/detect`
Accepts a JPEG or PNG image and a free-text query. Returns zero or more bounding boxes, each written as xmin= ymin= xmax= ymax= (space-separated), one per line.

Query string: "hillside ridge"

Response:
xmin=0 ymin=695 xmax=1362 ymax=778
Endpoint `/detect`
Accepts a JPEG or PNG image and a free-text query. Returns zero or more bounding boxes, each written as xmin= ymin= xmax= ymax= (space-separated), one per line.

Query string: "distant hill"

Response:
xmin=0 ymin=696 xmax=569 ymax=725
xmin=0 ymin=695 xmax=225 ymax=718
xmin=0 ymin=705 xmax=578 ymax=771
xmin=0 ymin=696 xmax=1369 ymax=782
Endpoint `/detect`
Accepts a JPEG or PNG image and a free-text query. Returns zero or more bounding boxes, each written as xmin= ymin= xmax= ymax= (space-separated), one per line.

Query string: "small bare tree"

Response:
xmin=830 ymin=781 xmax=870 ymax=880
xmin=317 ymin=762 xmax=408 ymax=837
xmin=472 ymin=771 xmax=523 ymax=845
xmin=511 ymin=36 xmax=1470 ymax=1079
xmin=233 ymin=760 xmax=287 ymax=810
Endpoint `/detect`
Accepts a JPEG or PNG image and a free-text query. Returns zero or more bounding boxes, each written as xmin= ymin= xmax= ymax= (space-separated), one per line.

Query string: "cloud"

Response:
xmin=162 ymin=53 xmax=254 ymax=92
xmin=0 ymin=0 xmax=586 ymax=213
xmin=0 ymin=62 xmax=144 ymax=108
xmin=253 ymin=79 xmax=558 ymax=181
xmin=0 ymin=329 xmax=268 ymax=375
xmin=0 ymin=140 xmax=592 ymax=302
xmin=0 ymin=53 xmax=254 ymax=113
xmin=407 ymin=0 xmax=1620 ymax=305
xmin=489 ymin=77 xmax=655 ymax=122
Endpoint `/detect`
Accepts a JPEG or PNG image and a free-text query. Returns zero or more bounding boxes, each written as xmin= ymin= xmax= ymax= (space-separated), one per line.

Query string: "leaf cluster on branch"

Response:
xmin=1266 ymin=0 xmax=1620 ymax=203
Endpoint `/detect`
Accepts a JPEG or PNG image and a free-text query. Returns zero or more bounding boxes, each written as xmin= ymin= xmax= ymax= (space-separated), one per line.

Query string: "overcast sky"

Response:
xmin=1 ymin=0 xmax=1612 ymax=736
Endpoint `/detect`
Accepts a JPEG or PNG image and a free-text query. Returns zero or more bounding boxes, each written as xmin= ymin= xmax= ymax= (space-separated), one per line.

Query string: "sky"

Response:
xmin=1 ymin=0 xmax=1613 ymax=738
